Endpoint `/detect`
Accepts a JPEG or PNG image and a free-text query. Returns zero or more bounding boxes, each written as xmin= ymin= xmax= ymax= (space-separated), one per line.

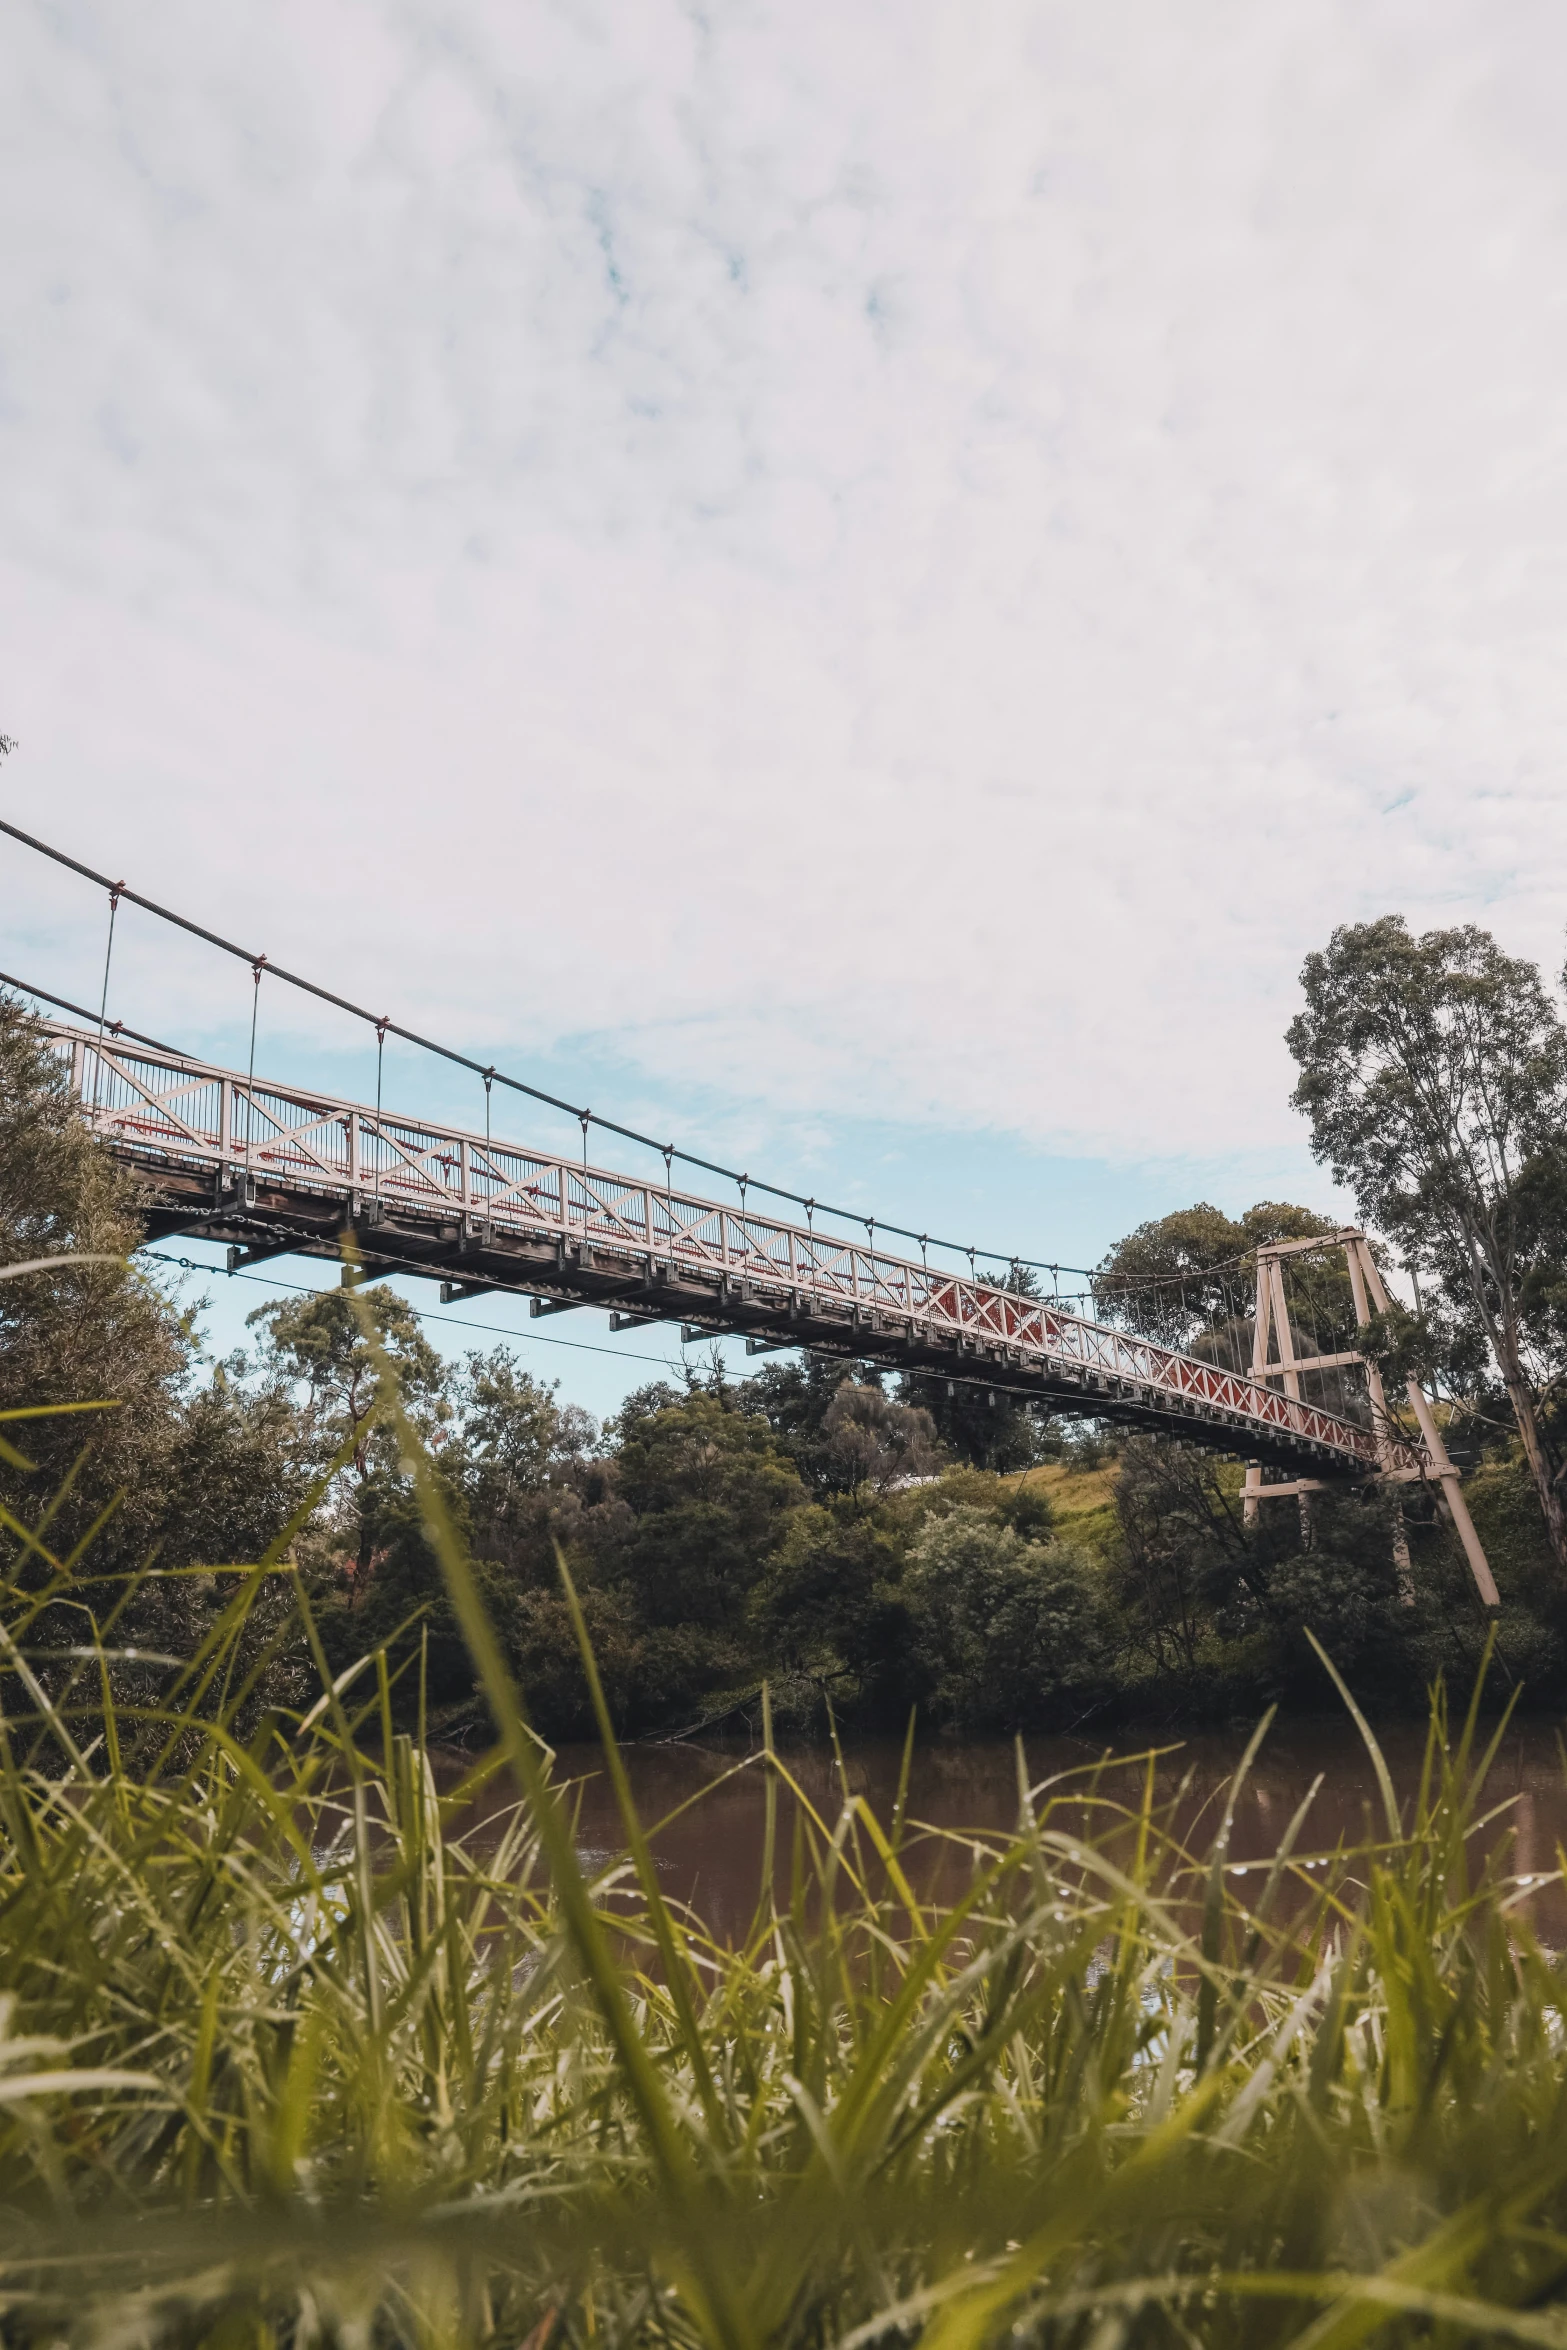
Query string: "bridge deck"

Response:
xmin=46 ymin=1019 xmax=1430 ymax=1483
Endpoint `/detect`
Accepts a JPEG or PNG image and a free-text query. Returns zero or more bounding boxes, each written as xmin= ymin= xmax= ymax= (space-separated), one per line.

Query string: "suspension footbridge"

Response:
xmin=0 ymin=814 xmax=1497 ymax=1603
xmin=42 ymin=1015 xmax=1418 ymax=1485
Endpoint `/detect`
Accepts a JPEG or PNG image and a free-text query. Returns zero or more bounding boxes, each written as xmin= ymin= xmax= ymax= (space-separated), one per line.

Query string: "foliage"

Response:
xmin=0 ymin=998 xmax=312 ymax=1724
xmin=1107 ymin=1438 xmax=1228 ymax=1678
xmin=1288 ymin=915 xmax=1567 ymax=1564
xmin=1205 ymin=1487 xmax=1414 ymax=1694
xmin=897 ymin=1370 xmax=1044 ymax=1471
xmin=442 ymin=1349 xmax=622 ymax=1597
xmin=247 ymin=1281 xmax=451 ymax=1479
xmin=747 ymin=1496 xmax=910 ymax=1706
xmin=1104 ymin=1436 xmax=1534 ymax=1717
xmin=0 ymin=1379 xmax=1565 ymax=2345
xmin=993 ymin=1474 xmax=1056 ymax=1540
xmin=454 ymin=1345 xmax=595 ymax=1498
xmin=749 ymin=1354 xmax=1036 ymax=1482
xmin=1093 ymin=1199 xmax=1345 ymax=1361
xmin=902 ymin=1504 xmax=1114 ymax=1732
xmin=154 ymin=1362 xmax=315 ymax=1570
xmin=312 ymin=1467 xmax=510 ymax=1721
xmin=0 ymin=989 xmax=190 ymax=1560
xmin=818 ymin=1379 xmax=941 ymax=1492
xmin=744 ymin=1355 xmax=893 ymax=1490
xmin=615 ymin=1388 xmax=805 ymax=1627
xmin=1094 ymin=1199 xmax=1251 ymax=1350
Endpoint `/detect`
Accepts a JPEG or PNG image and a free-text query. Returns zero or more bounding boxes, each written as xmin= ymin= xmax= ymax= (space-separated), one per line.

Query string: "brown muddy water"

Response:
xmin=448 ymin=1715 xmax=1567 ymax=1945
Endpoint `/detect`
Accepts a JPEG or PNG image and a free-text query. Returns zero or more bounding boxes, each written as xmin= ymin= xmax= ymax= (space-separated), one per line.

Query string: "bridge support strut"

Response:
xmin=1243 ymin=1230 xmax=1497 ymax=1608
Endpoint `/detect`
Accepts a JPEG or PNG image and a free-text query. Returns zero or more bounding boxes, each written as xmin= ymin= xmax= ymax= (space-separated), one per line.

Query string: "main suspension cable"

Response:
xmin=0 ymin=821 xmax=1377 ymax=1320
xmin=2 ymin=816 xmax=1109 ymax=1285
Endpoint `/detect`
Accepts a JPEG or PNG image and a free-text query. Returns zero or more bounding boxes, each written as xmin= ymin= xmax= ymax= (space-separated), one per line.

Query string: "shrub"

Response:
xmin=903 ymin=1503 xmax=1115 ymax=1731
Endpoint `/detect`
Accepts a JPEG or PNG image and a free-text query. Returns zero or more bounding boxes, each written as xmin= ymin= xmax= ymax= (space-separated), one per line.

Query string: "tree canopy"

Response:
xmin=1288 ymin=916 xmax=1567 ymax=1567
xmin=1093 ymin=1199 xmax=1342 ymax=1360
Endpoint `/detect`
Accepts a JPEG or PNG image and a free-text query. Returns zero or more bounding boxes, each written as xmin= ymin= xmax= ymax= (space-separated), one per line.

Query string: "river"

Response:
xmin=448 ymin=1714 xmax=1567 ymax=1944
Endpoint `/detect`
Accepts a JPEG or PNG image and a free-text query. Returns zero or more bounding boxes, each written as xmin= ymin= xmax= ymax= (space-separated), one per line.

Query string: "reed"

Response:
xmin=1 ymin=1373 xmax=1566 ymax=2350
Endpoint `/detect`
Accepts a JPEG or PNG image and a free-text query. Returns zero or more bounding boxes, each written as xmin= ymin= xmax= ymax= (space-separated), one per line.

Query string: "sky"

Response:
xmin=4 ymin=1 xmax=1567 ymax=1416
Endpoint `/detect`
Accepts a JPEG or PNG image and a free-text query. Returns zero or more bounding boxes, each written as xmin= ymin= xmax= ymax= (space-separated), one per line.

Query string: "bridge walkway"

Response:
xmin=44 ymin=1018 xmax=1431 ymax=1485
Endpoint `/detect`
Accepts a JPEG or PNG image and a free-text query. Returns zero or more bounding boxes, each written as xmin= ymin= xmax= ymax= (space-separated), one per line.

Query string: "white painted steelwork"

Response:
xmin=47 ymin=1020 xmax=1431 ymax=1479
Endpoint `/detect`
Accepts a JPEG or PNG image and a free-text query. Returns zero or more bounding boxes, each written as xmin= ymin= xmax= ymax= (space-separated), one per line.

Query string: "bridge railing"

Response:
xmin=47 ymin=1020 xmax=1425 ymax=1479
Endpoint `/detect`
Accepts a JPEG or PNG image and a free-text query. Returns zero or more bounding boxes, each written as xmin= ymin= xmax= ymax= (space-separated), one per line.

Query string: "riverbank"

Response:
xmin=2 ymin=1547 xmax=1564 ymax=2345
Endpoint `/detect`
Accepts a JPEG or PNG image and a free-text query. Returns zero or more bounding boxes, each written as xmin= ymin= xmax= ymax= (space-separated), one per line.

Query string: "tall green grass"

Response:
xmin=3 ymin=1354 xmax=1567 ymax=2349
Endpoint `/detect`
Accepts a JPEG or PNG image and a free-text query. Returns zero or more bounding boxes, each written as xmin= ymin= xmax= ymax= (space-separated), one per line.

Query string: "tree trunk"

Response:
xmin=1460 ymin=1226 xmax=1567 ymax=1573
xmin=1496 ymin=1333 xmax=1567 ymax=1571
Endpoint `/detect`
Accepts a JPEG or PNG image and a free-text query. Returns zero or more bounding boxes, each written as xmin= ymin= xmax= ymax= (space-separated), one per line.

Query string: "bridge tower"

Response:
xmin=1242 ymin=1229 xmax=1498 ymax=1608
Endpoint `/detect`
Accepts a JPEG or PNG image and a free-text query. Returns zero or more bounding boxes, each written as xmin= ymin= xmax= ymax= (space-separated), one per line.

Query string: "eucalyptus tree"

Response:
xmin=246 ymin=1284 xmax=449 ymax=1483
xmin=1093 ymin=1199 xmax=1344 ymax=1362
xmin=1288 ymin=916 xmax=1567 ymax=1569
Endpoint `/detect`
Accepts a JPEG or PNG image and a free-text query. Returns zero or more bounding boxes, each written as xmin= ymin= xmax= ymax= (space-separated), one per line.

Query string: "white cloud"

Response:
xmin=4 ymin=0 xmax=1567 ymax=1166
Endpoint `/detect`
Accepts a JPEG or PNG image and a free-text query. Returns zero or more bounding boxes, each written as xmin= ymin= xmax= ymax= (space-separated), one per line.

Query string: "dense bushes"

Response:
xmin=291 ymin=1361 xmax=1539 ymax=1741
xmin=901 ymin=1506 xmax=1112 ymax=1732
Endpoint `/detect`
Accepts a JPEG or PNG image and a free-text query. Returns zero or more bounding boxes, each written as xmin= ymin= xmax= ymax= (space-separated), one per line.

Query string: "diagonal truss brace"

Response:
xmin=1243 ymin=1229 xmax=1497 ymax=1607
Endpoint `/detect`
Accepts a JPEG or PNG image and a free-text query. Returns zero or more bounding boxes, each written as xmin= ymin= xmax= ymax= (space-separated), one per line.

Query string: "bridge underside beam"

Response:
xmin=134 ymin=1164 xmax=1370 ymax=1480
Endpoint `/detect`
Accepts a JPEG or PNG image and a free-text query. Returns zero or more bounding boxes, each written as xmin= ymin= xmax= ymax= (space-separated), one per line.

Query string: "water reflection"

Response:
xmin=453 ymin=1716 xmax=1567 ymax=1945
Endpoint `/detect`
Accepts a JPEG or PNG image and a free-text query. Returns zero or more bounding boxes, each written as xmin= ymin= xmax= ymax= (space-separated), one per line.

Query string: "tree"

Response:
xmin=819 ymin=1381 xmax=941 ymax=1495
xmin=994 ymin=1477 xmax=1056 ymax=1540
xmin=1094 ymin=1201 xmax=1343 ymax=1360
xmin=449 ymin=1349 xmax=596 ymax=1552
xmin=444 ymin=1350 xmax=632 ymax=1612
xmin=897 ymin=1374 xmax=1043 ymax=1471
xmin=1288 ymin=917 xmax=1567 ymax=1568
xmin=748 ymin=1499 xmax=909 ymax=1707
xmin=157 ymin=1363 xmax=313 ymax=1569
xmin=0 ymin=992 xmax=190 ymax=1564
xmin=247 ymin=1285 xmax=449 ymax=1482
xmin=901 ymin=1506 xmax=1112 ymax=1733
xmin=457 ymin=1350 xmax=586 ymax=1484
xmin=614 ymin=1389 xmax=805 ymax=1638
xmin=1093 ymin=1203 xmax=1248 ymax=1351
xmin=1109 ymin=1438 xmax=1245 ymax=1676
xmin=744 ymin=1354 xmax=892 ymax=1491
xmin=248 ymin=1285 xmax=455 ymax=1614
xmin=0 ymin=994 xmax=310 ymax=1737
xmin=1110 ymin=1436 xmax=1416 ymax=1699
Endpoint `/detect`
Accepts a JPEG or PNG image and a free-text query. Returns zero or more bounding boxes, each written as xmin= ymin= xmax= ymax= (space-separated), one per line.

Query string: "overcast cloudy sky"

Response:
xmin=4 ymin=1 xmax=1565 ymax=1400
